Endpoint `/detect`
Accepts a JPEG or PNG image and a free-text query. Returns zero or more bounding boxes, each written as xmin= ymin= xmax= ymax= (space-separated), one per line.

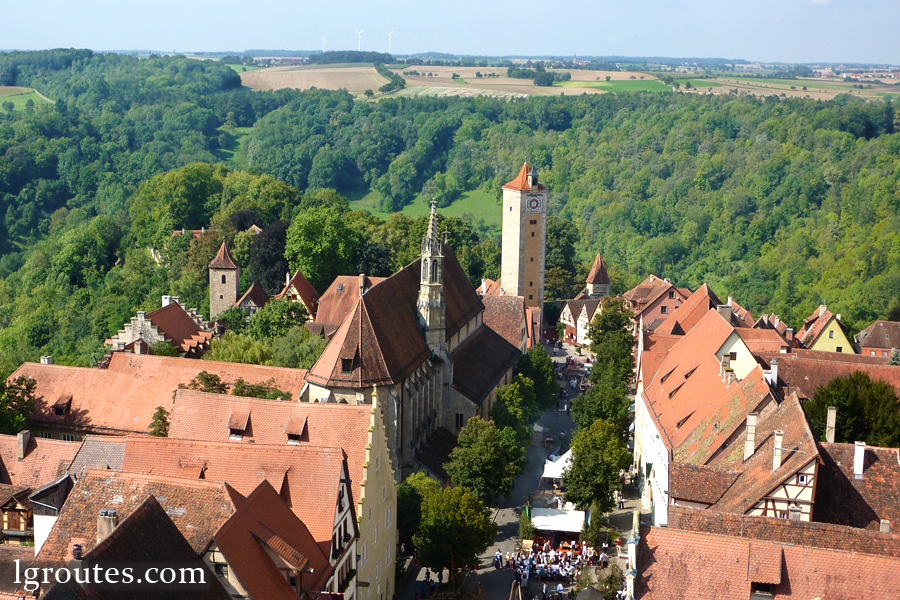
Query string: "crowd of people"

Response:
xmin=493 ymin=538 xmax=614 ymax=599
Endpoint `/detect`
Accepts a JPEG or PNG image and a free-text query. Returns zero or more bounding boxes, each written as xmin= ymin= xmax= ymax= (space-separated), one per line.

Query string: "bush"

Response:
xmin=519 ymin=508 xmax=535 ymax=542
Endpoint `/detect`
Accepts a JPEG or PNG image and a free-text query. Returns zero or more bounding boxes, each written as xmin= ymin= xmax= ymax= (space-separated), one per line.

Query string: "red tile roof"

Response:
xmin=668 ymin=504 xmax=900 ymax=558
xmin=857 ymin=320 xmax=900 ymax=351
xmin=734 ymin=327 xmax=790 ymax=353
xmin=144 ymin=302 xmax=214 ymax=353
xmin=502 ymin=162 xmax=545 ymax=191
xmin=636 ymin=525 xmax=900 ymax=599
xmin=215 ymin=481 xmax=332 ymax=596
xmin=314 ymin=275 xmax=386 ymax=337
xmin=0 ymin=434 xmax=79 ymax=488
xmin=669 ymin=463 xmax=740 ymax=504
xmin=450 ymin=326 xmax=521 ymax=404
xmin=34 ymin=469 xmax=237 ymax=569
xmin=0 ymin=545 xmax=39 ymax=595
xmin=209 ymin=242 xmax=238 ymax=269
xmin=654 ymin=283 xmax=719 ymax=335
xmin=586 ymin=253 xmax=610 ymax=285
xmin=756 ymin=352 xmax=900 ymax=399
xmin=478 ymin=277 xmax=504 ymax=297
xmin=275 ymin=269 xmax=320 ymax=317
xmin=797 ymin=304 xmax=847 ymax=348
xmin=119 ymin=437 xmax=345 ymax=547
xmin=622 ymin=275 xmax=687 ymax=319
xmin=814 ymin=442 xmax=900 ymax=531
xmin=168 ymin=390 xmax=370 ymax=508
xmin=234 ymin=282 xmax=270 ymax=310
xmin=483 ymin=296 xmax=526 ymax=350
xmin=11 ymin=353 xmax=308 ymax=436
xmin=67 ymin=436 xmax=126 ymax=478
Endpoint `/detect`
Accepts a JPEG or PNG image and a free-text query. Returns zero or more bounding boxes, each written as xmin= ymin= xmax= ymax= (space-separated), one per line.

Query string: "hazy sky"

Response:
xmin=5 ymin=0 xmax=899 ymax=64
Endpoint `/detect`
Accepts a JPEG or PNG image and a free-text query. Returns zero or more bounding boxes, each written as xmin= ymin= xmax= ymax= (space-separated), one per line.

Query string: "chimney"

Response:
xmin=836 ymin=313 xmax=842 ymax=322
xmin=172 ymin=296 xmax=180 ymax=306
xmin=717 ymin=304 xmax=733 ymax=322
xmin=134 ymin=340 xmax=143 ymax=355
xmin=854 ymin=441 xmax=866 ymax=480
xmin=785 ymin=327 xmax=794 ymax=343
xmin=137 ymin=310 xmax=145 ymax=321
xmin=17 ymin=430 xmax=30 ymax=461
xmin=73 ymin=544 xmax=83 ymax=560
xmin=772 ymin=430 xmax=784 ymax=471
xmin=40 ymin=355 xmax=53 ymax=365
xmin=727 ymin=296 xmax=733 ymax=306
xmin=359 ymin=273 xmax=366 ymax=298
xmin=97 ymin=509 xmax=119 ymax=543
xmin=720 ymin=355 xmax=731 ymax=374
xmin=881 ymin=519 xmax=891 ymax=534
xmin=481 ymin=279 xmax=487 ymax=294
xmin=162 ymin=295 xmax=171 ymax=307
xmin=743 ymin=413 xmax=758 ymax=461
xmin=826 ymin=406 xmax=836 ymax=443
xmin=819 ymin=304 xmax=827 ymax=317
xmin=727 ymin=371 xmax=737 ymax=384
xmin=649 ymin=275 xmax=655 ymax=283
xmin=770 ymin=357 xmax=779 ymax=385
xmin=788 ymin=506 xmax=802 ymax=520
xmin=286 ymin=272 xmax=291 ymax=288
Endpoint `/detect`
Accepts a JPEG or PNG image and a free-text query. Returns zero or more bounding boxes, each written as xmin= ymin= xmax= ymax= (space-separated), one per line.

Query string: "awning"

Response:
xmin=532 ymin=508 xmax=586 ymax=533
xmin=541 ymin=448 xmax=573 ymax=479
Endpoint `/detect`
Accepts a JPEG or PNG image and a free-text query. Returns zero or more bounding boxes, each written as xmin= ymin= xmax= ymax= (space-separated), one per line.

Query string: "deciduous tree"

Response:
xmin=0 ymin=376 xmax=36 ymax=435
xmin=444 ymin=417 xmax=519 ymax=503
xmin=563 ymin=418 xmax=630 ymax=511
xmin=803 ymin=371 xmax=900 ymax=447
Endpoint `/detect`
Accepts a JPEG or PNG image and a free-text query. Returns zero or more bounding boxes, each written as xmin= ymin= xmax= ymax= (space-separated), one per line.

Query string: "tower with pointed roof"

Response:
xmin=501 ymin=162 xmax=548 ymax=309
xmin=418 ymin=201 xmax=446 ymax=352
xmin=586 ymin=252 xmax=611 ymax=298
xmin=209 ymin=242 xmax=239 ymax=319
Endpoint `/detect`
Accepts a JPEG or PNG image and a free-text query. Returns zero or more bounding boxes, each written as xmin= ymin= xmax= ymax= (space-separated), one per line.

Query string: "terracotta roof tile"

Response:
xmin=757 ymin=352 xmax=900 ymax=398
xmin=586 ymin=253 xmax=610 ymax=285
xmin=314 ymin=275 xmax=386 ymax=337
xmin=168 ymin=390 xmax=370 ymax=508
xmin=35 ymin=469 xmax=236 ymax=569
xmin=144 ymin=302 xmax=214 ymax=353
xmin=735 ymin=327 xmax=790 ymax=353
xmin=636 ymin=525 xmax=900 ymax=599
xmin=669 ymin=463 xmax=740 ymax=504
xmin=502 ymin=162 xmax=545 ymax=191
xmin=119 ymin=437 xmax=345 ymax=547
xmin=482 ymin=296 xmax=526 ymax=350
xmin=10 ymin=354 xmax=308 ymax=436
xmin=814 ymin=442 xmax=900 ymax=530
xmin=857 ymin=320 xmax=900 ymax=351
xmin=478 ymin=278 xmax=504 ymax=297
xmin=275 ymin=269 xmax=320 ymax=317
xmin=0 ymin=434 xmax=79 ymax=488
xmin=233 ymin=282 xmax=270 ymax=310
xmin=797 ymin=305 xmax=848 ymax=348
xmin=67 ymin=436 xmax=126 ymax=479
xmin=0 ymin=545 xmax=38 ymax=594
xmin=451 ymin=327 xmax=521 ymax=404
xmin=209 ymin=242 xmax=238 ymax=269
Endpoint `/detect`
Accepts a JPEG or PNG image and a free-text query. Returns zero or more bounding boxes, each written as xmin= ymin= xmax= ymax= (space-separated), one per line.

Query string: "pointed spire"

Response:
xmin=209 ymin=242 xmax=238 ymax=269
xmin=421 ymin=199 xmax=442 ymax=256
xmin=426 ymin=199 xmax=439 ymax=240
xmin=586 ymin=253 xmax=611 ymax=285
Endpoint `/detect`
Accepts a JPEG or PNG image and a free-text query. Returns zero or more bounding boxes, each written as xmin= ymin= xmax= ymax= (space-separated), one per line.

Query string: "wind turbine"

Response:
xmin=354 ymin=30 xmax=365 ymax=52
xmin=386 ymin=31 xmax=394 ymax=55
xmin=321 ymin=34 xmax=327 ymax=54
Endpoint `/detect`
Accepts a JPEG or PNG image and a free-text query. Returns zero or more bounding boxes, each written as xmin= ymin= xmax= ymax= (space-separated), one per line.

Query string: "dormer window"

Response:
xmin=53 ymin=394 xmax=72 ymax=416
xmin=341 ymin=358 xmax=353 ymax=374
xmin=227 ymin=409 xmax=250 ymax=441
xmin=229 ymin=428 xmax=243 ymax=441
xmin=337 ymin=283 xmax=343 ymax=291
xmin=287 ymin=433 xmax=301 ymax=445
xmin=751 ymin=583 xmax=775 ymax=599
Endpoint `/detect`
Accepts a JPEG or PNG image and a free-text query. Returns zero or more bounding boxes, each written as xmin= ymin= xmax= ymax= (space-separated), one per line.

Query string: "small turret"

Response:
xmin=418 ymin=201 xmax=445 ymax=351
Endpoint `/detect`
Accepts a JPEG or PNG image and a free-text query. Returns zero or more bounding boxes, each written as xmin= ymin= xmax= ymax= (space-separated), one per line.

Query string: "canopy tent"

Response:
xmin=541 ymin=448 xmax=573 ymax=479
xmin=531 ymin=508 xmax=586 ymax=533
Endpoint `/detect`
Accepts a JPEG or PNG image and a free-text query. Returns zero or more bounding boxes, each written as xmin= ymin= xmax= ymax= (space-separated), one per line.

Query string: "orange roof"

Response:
xmin=144 ymin=302 xmax=214 ymax=353
xmin=483 ymin=296 xmax=526 ymax=349
xmin=735 ymin=327 xmax=790 ymax=353
xmin=234 ymin=282 xmax=270 ymax=310
xmin=586 ymin=253 xmax=610 ymax=285
xmin=275 ymin=269 xmax=320 ymax=317
xmin=209 ymin=242 xmax=238 ymax=269
xmin=168 ymin=390 xmax=371 ymax=508
xmin=11 ymin=353 xmax=308 ymax=436
xmin=502 ymin=162 xmax=545 ymax=191
xmin=622 ymin=274 xmax=687 ymax=318
xmin=478 ymin=277 xmax=504 ymax=297
xmin=654 ymin=283 xmax=719 ymax=335
xmin=857 ymin=320 xmax=900 ymax=351
xmin=216 ymin=481 xmax=332 ymax=595
xmin=120 ymin=437 xmax=346 ymax=547
xmin=759 ymin=351 xmax=900 ymax=398
xmin=314 ymin=275 xmax=386 ymax=337
xmin=636 ymin=525 xmax=900 ymax=599
xmin=797 ymin=304 xmax=844 ymax=347
xmin=0 ymin=434 xmax=79 ymax=488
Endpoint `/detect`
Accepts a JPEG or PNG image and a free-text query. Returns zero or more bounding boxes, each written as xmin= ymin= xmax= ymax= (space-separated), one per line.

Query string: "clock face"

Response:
xmin=526 ymin=194 xmax=543 ymax=213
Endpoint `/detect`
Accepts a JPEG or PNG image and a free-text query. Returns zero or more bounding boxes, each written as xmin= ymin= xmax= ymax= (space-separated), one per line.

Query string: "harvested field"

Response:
xmin=695 ymin=77 xmax=899 ymax=100
xmin=393 ymin=65 xmax=609 ymax=98
xmin=240 ymin=64 xmax=388 ymax=94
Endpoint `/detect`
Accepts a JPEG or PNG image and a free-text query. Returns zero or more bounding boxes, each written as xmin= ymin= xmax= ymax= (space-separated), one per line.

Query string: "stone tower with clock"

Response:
xmin=501 ymin=162 xmax=547 ymax=310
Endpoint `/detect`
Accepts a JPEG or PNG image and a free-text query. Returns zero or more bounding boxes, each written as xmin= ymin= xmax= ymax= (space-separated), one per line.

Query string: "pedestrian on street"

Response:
xmin=543 ymin=582 xmax=548 ymax=600
xmin=557 ymin=581 xmax=565 ymax=600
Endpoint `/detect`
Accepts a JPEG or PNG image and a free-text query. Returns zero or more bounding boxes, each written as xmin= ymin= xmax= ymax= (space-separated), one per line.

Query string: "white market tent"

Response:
xmin=532 ymin=508 xmax=586 ymax=533
xmin=541 ymin=448 xmax=573 ymax=479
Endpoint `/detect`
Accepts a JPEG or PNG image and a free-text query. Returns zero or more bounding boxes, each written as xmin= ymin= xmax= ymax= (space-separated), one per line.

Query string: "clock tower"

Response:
xmin=501 ymin=162 xmax=547 ymax=309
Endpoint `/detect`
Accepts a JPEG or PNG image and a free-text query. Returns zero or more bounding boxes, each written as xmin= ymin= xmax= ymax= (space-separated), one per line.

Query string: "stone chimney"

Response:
xmin=172 ymin=296 xmax=180 ymax=306
xmin=481 ymin=279 xmax=487 ymax=294
xmin=826 ymin=406 xmax=837 ymax=444
xmin=286 ymin=272 xmax=291 ymax=288
xmin=789 ymin=506 xmax=802 ymax=520
xmin=40 ymin=355 xmax=53 ymax=365
xmin=819 ymin=304 xmax=827 ymax=317
xmin=727 ymin=371 xmax=737 ymax=384
xmin=97 ymin=509 xmax=119 ymax=543
xmin=359 ymin=273 xmax=366 ymax=298
xmin=17 ymin=430 xmax=30 ymax=461
xmin=881 ymin=519 xmax=891 ymax=534
xmin=854 ymin=441 xmax=866 ymax=480
xmin=134 ymin=340 xmax=143 ymax=355
xmin=717 ymin=304 xmax=733 ymax=322
xmin=161 ymin=295 xmax=171 ymax=307
xmin=744 ymin=413 xmax=758 ymax=461
xmin=720 ymin=355 xmax=731 ymax=375
xmin=785 ymin=327 xmax=794 ymax=343
xmin=772 ymin=430 xmax=784 ymax=472
xmin=770 ymin=357 xmax=779 ymax=385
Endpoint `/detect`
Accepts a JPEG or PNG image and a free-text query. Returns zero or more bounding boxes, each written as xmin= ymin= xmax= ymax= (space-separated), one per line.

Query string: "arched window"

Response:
xmin=423 ymin=261 xmax=429 ymax=283
xmin=430 ymin=261 xmax=438 ymax=283
xmin=221 ymin=274 xmax=227 ymax=284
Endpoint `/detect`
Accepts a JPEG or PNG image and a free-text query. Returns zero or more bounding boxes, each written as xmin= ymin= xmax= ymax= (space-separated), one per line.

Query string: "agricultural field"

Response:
xmin=240 ymin=64 xmax=388 ymax=95
xmin=224 ymin=63 xmax=262 ymax=72
xmin=699 ymin=76 xmax=899 ymax=100
xmin=556 ymin=79 xmax=672 ymax=92
xmin=0 ymin=86 xmax=53 ymax=110
xmin=350 ymin=187 xmax=502 ymax=234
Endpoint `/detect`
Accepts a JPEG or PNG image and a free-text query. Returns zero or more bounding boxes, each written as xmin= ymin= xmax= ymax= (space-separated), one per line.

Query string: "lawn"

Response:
xmin=212 ymin=126 xmax=254 ymax=169
xmin=349 ymin=188 xmax=502 ymax=233
xmin=224 ymin=63 xmax=262 ymax=73
xmin=556 ymin=79 xmax=672 ymax=92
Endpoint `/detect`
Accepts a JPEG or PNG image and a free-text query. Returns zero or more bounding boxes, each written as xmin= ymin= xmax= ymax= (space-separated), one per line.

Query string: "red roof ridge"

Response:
xmin=210 ymin=242 xmax=239 ymax=269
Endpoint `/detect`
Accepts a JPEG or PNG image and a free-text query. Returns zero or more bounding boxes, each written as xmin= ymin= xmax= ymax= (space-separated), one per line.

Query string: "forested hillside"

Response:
xmin=1 ymin=50 xmax=899 ymax=378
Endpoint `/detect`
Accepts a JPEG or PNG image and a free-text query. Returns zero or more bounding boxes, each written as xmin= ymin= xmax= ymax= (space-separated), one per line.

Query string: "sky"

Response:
xmin=4 ymin=0 xmax=899 ymax=64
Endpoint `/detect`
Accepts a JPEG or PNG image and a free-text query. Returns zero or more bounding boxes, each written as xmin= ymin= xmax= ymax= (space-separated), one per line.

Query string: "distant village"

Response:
xmin=2 ymin=163 xmax=900 ymax=599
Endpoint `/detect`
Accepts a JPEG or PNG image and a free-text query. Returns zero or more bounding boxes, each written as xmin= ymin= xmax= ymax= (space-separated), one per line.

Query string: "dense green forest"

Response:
xmin=1 ymin=49 xmax=899 ymax=378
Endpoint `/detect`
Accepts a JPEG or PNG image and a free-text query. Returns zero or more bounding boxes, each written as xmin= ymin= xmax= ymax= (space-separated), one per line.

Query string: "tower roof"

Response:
xmin=586 ymin=253 xmax=611 ymax=285
xmin=210 ymin=242 xmax=238 ymax=270
xmin=422 ymin=199 xmax=442 ymax=255
xmin=503 ymin=162 xmax=545 ymax=191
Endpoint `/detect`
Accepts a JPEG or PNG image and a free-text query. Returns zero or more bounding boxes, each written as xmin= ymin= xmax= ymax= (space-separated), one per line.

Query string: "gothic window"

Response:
xmin=221 ymin=274 xmax=226 ymax=284
xmin=423 ymin=261 xmax=429 ymax=282
xmin=430 ymin=261 xmax=438 ymax=283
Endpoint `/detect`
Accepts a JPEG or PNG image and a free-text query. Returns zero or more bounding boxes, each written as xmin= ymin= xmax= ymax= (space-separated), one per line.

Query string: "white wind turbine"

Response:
xmin=354 ymin=30 xmax=365 ymax=52
xmin=386 ymin=31 xmax=394 ymax=55
xmin=321 ymin=34 xmax=327 ymax=54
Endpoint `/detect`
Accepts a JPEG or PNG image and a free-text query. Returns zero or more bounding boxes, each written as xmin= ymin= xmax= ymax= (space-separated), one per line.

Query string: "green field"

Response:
xmin=0 ymin=87 xmax=53 ymax=110
xmin=349 ymin=188 xmax=501 ymax=233
xmin=718 ymin=77 xmax=855 ymax=92
xmin=681 ymin=79 xmax=724 ymax=88
xmin=557 ymin=79 xmax=672 ymax=92
xmin=213 ymin=126 xmax=253 ymax=168
xmin=224 ymin=63 xmax=262 ymax=72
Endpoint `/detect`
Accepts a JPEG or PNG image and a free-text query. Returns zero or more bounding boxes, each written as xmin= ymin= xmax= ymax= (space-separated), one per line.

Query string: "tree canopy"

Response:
xmin=563 ymin=418 xmax=630 ymax=511
xmin=444 ymin=416 xmax=521 ymax=503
